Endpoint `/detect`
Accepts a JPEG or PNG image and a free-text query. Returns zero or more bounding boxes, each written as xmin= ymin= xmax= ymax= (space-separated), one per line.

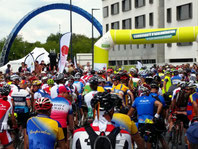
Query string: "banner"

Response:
xmin=24 ymin=53 xmax=35 ymax=72
xmin=58 ymin=32 xmax=71 ymax=73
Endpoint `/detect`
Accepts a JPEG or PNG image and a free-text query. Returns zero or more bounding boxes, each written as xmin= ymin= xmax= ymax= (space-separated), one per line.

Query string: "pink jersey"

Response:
xmin=50 ymin=96 xmax=73 ymax=128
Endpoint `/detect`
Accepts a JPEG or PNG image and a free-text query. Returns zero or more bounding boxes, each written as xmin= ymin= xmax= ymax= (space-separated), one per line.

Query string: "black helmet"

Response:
xmin=150 ymin=82 xmax=159 ymax=89
xmin=54 ymin=73 xmax=64 ymax=81
xmin=1 ymin=84 xmax=11 ymax=96
xmin=89 ymin=76 xmax=99 ymax=85
xmin=91 ymin=92 xmax=122 ymax=112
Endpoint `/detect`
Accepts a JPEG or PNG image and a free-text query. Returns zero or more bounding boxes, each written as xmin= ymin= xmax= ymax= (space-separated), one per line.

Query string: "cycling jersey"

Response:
xmin=50 ymin=96 xmax=73 ymax=128
xmin=73 ymin=81 xmax=84 ymax=94
xmin=171 ymin=75 xmax=182 ymax=85
xmin=132 ymin=95 xmax=156 ymax=123
xmin=111 ymin=113 xmax=138 ymax=135
xmin=0 ymin=99 xmax=13 ymax=131
xmin=72 ymin=123 xmax=132 ymax=149
xmin=162 ymin=76 xmax=172 ymax=94
xmin=149 ymin=92 xmax=166 ymax=107
xmin=84 ymin=91 xmax=98 ymax=118
xmin=97 ymin=86 xmax=106 ymax=92
xmin=26 ymin=114 xmax=65 ymax=149
xmin=187 ymin=92 xmax=198 ymax=120
xmin=11 ymin=88 xmax=30 ymax=113
xmin=50 ymin=84 xmax=64 ymax=99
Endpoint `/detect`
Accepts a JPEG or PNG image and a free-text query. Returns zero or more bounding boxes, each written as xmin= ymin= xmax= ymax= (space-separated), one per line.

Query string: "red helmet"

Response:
xmin=35 ymin=97 xmax=52 ymax=111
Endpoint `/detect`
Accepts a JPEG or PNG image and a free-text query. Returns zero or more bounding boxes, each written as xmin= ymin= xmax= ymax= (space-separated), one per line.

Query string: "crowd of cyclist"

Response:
xmin=0 ymin=62 xmax=198 ymax=149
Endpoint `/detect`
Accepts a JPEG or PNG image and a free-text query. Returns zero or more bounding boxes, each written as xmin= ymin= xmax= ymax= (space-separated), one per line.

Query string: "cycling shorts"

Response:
xmin=17 ymin=113 xmax=30 ymax=128
xmin=175 ymin=114 xmax=189 ymax=129
xmin=0 ymin=130 xmax=12 ymax=147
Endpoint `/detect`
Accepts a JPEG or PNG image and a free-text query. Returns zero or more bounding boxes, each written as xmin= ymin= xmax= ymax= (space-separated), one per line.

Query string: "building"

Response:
xmin=102 ymin=0 xmax=198 ymax=66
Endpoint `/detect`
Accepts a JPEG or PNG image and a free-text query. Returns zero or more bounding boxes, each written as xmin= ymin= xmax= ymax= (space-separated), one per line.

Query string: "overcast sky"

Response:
xmin=0 ymin=0 xmax=102 ymax=43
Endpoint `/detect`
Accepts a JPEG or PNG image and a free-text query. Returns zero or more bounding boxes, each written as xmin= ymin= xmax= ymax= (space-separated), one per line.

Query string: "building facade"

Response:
xmin=102 ymin=0 xmax=198 ymax=66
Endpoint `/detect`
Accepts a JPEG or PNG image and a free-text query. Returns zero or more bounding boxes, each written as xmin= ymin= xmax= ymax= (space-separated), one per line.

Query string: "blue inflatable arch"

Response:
xmin=0 ymin=3 xmax=103 ymax=65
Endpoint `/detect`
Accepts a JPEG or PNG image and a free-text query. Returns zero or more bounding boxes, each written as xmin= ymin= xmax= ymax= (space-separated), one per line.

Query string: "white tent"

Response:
xmin=0 ymin=47 xmax=50 ymax=73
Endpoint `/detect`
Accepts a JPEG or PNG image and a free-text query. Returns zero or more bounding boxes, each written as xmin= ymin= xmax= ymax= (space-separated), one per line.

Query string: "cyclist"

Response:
xmin=84 ymin=76 xmax=98 ymax=122
xmin=162 ymin=70 xmax=172 ymax=95
xmin=50 ymin=86 xmax=74 ymax=148
xmin=97 ymin=77 xmax=106 ymax=92
xmin=51 ymin=73 xmax=65 ymax=99
xmin=171 ymin=69 xmax=182 ymax=85
xmin=44 ymin=78 xmax=55 ymax=95
xmin=0 ymin=84 xmax=17 ymax=149
xmin=72 ymin=92 xmax=132 ymax=149
xmin=25 ymin=97 xmax=65 ymax=149
xmin=10 ymin=74 xmax=20 ymax=93
xmin=128 ymin=85 xmax=163 ymax=149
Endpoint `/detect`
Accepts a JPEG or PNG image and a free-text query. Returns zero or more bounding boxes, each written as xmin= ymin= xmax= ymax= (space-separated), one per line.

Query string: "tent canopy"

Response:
xmin=0 ymin=47 xmax=50 ymax=73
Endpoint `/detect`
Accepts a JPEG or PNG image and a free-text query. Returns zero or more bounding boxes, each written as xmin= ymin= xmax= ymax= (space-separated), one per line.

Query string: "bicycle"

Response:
xmin=168 ymin=113 xmax=182 ymax=149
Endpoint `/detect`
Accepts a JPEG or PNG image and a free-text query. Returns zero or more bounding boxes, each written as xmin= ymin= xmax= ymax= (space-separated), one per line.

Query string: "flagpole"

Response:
xmin=70 ymin=0 xmax=73 ymax=62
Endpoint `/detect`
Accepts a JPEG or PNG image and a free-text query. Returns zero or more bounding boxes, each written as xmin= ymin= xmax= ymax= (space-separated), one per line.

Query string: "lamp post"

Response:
xmin=91 ymin=8 xmax=100 ymax=69
xmin=70 ymin=0 xmax=73 ymax=62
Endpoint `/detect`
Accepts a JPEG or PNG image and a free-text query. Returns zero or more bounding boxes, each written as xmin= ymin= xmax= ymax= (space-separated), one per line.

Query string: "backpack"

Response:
xmin=37 ymin=89 xmax=52 ymax=100
xmin=85 ymin=125 xmax=120 ymax=149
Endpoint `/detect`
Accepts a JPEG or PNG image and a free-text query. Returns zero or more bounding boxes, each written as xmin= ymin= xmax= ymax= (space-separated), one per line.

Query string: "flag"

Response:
xmin=74 ymin=56 xmax=77 ymax=68
xmin=58 ymin=32 xmax=71 ymax=73
xmin=136 ymin=61 xmax=143 ymax=71
xmin=24 ymin=53 xmax=34 ymax=72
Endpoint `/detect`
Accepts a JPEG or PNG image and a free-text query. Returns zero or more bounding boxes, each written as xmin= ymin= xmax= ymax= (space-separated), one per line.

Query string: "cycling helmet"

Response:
xmin=10 ymin=74 xmax=20 ymax=81
xmin=74 ymin=72 xmax=81 ymax=79
xmin=187 ymin=82 xmax=197 ymax=90
xmin=98 ymin=77 xmax=106 ymax=83
xmin=47 ymin=79 xmax=54 ymax=85
xmin=120 ymin=73 xmax=130 ymax=80
xmin=150 ymin=82 xmax=159 ymax=89
xmin=35 ymin=97 xmax=52 ymax=111
xmin=112 ymin=75 xmax=120 ymax=81
xmin=89 ymin=76 xmax=99 ymax=85
xmin=129 ymin=67 xmax=137 ymax=74
xmin=91 ymin=92 xmax=122 ymax=112
xmin=138 ymin=85 xmax=150 ymax=96
xmin=54 ymin=73 xmax=64 ymax=81
xmin=138 ymin=70 xmax=148 ymax=78
xmin=1 ymin=84 xmax=11 ymax=96
xmin=178 ymin=68 xmax=183 ymax=73
xmin=32 ymin=80 xmax=42 ymax=86
xmin=41 ymin=76 xmax=48 ymax=80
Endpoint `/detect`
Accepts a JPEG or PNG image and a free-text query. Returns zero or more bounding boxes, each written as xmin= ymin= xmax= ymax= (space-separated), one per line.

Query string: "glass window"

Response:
xmin=167 ymin=43 xmax=172 ymax=47
xmin=124 ymin=60 xmax=128 ymax=65
xmin=149 ymin=13 xmax=153 ymax=26
xmin=149 ymin=0 xmax=153 ymax=4
xmin=103 ymin=6 xmax=109 ymax=18
xmin=122 ymin=18 xmax=131 ymax=29
xmin=167 ymin=8 xmax=172 ymax=23
xmin=111 ymin=21 xmax=119 ymax=29
xmin=177 ymin=42 xmax=193 ymax=46
xmin=109 ymin=61 xmax=116 ymax=66
xmin=135 ymin=15 xmax=145 ymax=29
xmin=135 ymin=0 xmax=145 ymax=8
xmin=111 ymin=3 xmax=119 ymax=15
xmin=122 ymin=0 xmax=131 ymax=12
xmin=106 ymin=24 xmax=109 ymax=32
xmin=177 ymin=3 xmax=192 ymax=21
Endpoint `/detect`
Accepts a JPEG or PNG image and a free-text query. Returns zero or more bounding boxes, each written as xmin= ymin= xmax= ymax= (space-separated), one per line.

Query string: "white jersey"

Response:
xmin=50 ymin=84 xmax=64 ymax=99
xmin=84 ymin=91 xmax=98 ymax=108
xmin=72 ymin=124 xmax=132 ymax=149
xmin=171 ymin=87 xmax=181 ymax=101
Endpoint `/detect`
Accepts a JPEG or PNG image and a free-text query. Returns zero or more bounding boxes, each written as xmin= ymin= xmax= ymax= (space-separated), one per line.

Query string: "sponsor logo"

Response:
xmin=101 ymin=44 xmax=110 ymax=48
xmin=132 ymin=29 xmax=177 ymax=40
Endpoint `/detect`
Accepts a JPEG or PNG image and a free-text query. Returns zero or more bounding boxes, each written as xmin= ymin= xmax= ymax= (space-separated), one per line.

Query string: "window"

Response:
xmin=177 ymin=42 xmax=193 ymax=46
xmin=151 ymin=44 xmax=154 ymax=48
xmin=137 ymin=44 xmax=139 ymax=49
xmin=167 ymin=43 xmax=172 ymax=47
xmin=135 ymin=15 xmax=145 ymax=28
xmin=106 ymin=24 xmax=109 ymax=32
xmin=111 ymin=21 xmax=119 ymax=29
xmin=129 ymin=59 xmax=156 ymax=64
xmin=169 ymin=58 xmax=193 ymax=63
xmin=124 ymin=60 xmax=128 ymax=65
xmin=124 ymin=45 xmax=126 ymax=50
xmin=167 ymin=8 xmax=172 ymax=23
xmin=149 ymin=13 xmax=153 ymax=26
xmin=122 ymin=18 xmax=131 ymax=29
xmin=122 ymin=0 xmax=131 ymax=12
xmin=144 ymin=44 xmax=146 ymax=48
xmin=177 ymin=3 xmax=192 ymax=21
xmin=117 ymin=61 xmax=122 ymax=65
xmin=149 ymin=0 xmax=153 ymax=4
xmin=135 ymin=0 xmax=145 ymax=8
xmin=109 ymin=61 xmax=116 ymax=66
xmin=103 ymin=6 xmax=109 ymax=18
xmin=111 ymin=3 xmax=119 ymax=15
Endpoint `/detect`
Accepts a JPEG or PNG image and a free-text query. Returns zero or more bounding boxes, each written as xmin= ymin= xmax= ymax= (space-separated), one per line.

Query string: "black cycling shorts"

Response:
xmin=17 ymin=113 xmax=30 ymax=129
xmin=176 ymin=114 xmax=189 ymax=129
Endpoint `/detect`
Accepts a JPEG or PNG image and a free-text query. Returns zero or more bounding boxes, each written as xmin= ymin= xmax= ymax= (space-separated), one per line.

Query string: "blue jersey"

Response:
xmin=132 ymin=96 xmax=156 ymax=123
xmin=26 ymin=114 xmax=65 ymax=149
xmin=171 ymin=75 xmax=182 ymax=85
xmin=149 ymin=93 xmax=166 ymax=107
